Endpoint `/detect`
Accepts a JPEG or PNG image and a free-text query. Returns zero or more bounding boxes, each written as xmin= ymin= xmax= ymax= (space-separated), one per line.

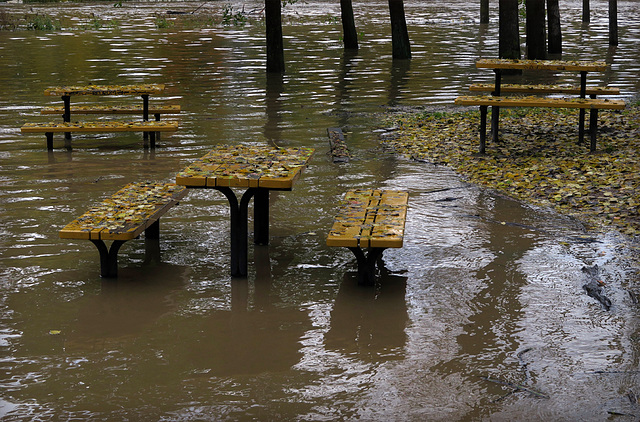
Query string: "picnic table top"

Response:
xmin=59 ymin=182 xmax=187 ymax=241
xmin=176 ymin=145 xmax=315 ymax=190
xmin=44 ymin=84 xmax=166 ymax=96
xmin=476 ymin=58 xmax=608 ymax=72
xmin=327 ymin=189 xmax=409 ymax=249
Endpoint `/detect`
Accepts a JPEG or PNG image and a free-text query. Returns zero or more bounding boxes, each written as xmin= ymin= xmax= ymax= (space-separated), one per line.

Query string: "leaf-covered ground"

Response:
xmin=382 ymin=105 xmax=640 ymax=239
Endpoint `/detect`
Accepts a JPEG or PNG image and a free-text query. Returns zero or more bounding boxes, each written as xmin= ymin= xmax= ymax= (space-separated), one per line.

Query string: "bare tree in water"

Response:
xmin=265 ymin=0 xmax=284 ymax=73
xmin=547 ymin=0 xmax=562 ymax=54
xmin=480 ymin=0 xmax=489 ymax=24
xmin=609 ymin=0 xmax=618 ymax=45
xmin=341 ymin=0 xmax=359 ymax=50
xmin=526 ymin=0 xmax=547 ymax=59
xmin=499 ymin=0 xmax=520 ymax=59
xmin=583 ymin=0 xmax=590 ymax=22
xmin=388 ymin=0 xmax=411 ymax=59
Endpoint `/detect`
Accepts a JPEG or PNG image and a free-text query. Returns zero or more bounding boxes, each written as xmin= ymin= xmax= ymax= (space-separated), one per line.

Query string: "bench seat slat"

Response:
xmin=21 ymin=120 xmax=179 ymax=133
xmin=59 ymin=182 xmax=187 ymax=241
xmin=468 ymin=84 xmax=620 ymax=96
xmin=327 ymin=189 xmax=408 ymax=249
xmin=454 ymin=95 xmax=626 ymax=110
xmin=40 ymin=105 xmax=181 ymax=115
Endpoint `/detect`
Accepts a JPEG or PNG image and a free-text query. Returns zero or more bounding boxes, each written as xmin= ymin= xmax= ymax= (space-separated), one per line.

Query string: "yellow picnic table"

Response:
xmin=474 ymin=59 xmax=615 ymax=149
xmin=45 ymin=83 xmax=165 ymax=121
xmin=176 ymin=144 xmax=314 ymax=277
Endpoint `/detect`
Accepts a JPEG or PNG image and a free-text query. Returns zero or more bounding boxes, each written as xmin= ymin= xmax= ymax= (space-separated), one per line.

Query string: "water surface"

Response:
xmin=1 ymin=1 xmax=639 ymax=420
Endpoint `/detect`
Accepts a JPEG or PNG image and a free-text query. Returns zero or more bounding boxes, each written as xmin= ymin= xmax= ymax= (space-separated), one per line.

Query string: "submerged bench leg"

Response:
xmin=348 ymin=247 xmax=386 ymax=285
xmin=144 ymin=220 xmax=161 ymax=264
xmin=46 ymin=132 xmax=54 ymax=151
xmin=90 ymin=239 xmax=127 ymax=278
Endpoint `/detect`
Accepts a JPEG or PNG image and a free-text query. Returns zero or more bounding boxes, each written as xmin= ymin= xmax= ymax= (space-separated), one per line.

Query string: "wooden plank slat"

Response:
xmin=59 ymin=182 xmax=187 ymax=241
xmin=326 ymin=189 xmax=408 ymax=249
xmin=468 ymin=83 xmax=620 ymax=96
xmin=41 ymin=105 xmax=181 ymax=115
xmin=475 ymin=59 xmax=607 ymax=72
xmin=21 ymin=120 xmax=179 ymax=133
xmin=454 ymin=96 xmax=626 ymax=110
xmin=44 ymin=84 xmax=165 ymax=96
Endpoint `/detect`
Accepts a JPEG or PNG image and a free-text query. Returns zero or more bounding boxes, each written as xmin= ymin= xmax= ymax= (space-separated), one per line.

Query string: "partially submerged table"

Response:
xmin=474 ymin=59 xmax=612 ymax=146
xmin=44 ymin=84 xmax=166 ymax=124
xmin=176 ymin=145 xmax=314 ymax=277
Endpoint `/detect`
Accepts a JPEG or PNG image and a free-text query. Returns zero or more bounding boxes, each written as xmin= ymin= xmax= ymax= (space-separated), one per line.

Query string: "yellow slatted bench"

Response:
xmin=40 ymin=104 xmax=181 ymax=120
xmin=21 ymin=120 xmax=179 ymax=150
xmin=327 ymin=189 xmax=409 ymax=285
xmin=468 ymin=83 xmax=620 ymax=96
xmin=454 ymin=95 xmax=626 ymax=153
xmin=59 ymin=181 xmax=188 ymax=278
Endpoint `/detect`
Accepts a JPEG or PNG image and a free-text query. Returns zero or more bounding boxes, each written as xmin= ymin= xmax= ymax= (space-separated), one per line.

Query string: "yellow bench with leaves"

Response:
xmin=60 ymin=181 xmax=187 ymax=277
xmin=468 ymin=83 xmax=620 ymax=96
xmin=21 ymin=120 xmax=179 ymax=150
xmin=327 ymin=189 xmax=409 ymax=285
xmin=41 ymin=104 xmax=181 ymax=119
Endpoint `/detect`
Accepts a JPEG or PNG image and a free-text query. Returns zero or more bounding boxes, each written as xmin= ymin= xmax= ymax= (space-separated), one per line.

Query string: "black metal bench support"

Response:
xmin=347 ymin=247 xmax=386 ymax=286
xmin=89 ymin=220 xmax=161 ymax=278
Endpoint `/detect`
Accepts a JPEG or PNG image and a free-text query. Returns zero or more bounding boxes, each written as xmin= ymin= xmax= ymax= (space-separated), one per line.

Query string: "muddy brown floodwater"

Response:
xmin=1 ymin=1 xmax=639 ymax=420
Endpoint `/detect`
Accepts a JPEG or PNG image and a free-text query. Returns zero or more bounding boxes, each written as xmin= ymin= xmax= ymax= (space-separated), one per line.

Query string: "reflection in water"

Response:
xmin=325 ymin=271 xmax=408 ymax=361
xmin=432 ymin=193 xmax=538 ymax=417
xmin=388 ymin=59 xmax=411 ymax=106
xmin=264 ymin=73 xmax=285 ymax=146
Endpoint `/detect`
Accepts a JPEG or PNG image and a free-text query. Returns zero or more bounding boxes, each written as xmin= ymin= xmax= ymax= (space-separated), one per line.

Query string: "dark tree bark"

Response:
xmin=609 ymin=0 xmax=618 ymax=46
xmin=480 ymin=0 xmax=490 ymax=24
xmin=526 ymin=0 xmax=547 ymax=59
xmin=499 ymin=0 xmax=521 ymax=60
xmin=265 ymin=0 xmax=284 ymax=73
xmin=388 ymin=0 xmax=411 ymax=59
xmin=340 ymin=0 xmax=359 ymax=50
xmin=547 ymin=0 xmax=562 ymax=54
xmin=582 ymin=0 xmax=590 ymax=23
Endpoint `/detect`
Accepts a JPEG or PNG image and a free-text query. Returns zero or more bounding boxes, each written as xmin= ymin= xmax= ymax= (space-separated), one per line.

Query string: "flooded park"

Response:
xmin=1 ymin=0 xmax=640 ymax=420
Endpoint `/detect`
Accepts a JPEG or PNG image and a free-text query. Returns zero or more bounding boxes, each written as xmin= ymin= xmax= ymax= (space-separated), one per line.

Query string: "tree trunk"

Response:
xmin=480 ymin=0 xmax=490 ymax=24
xmin=340 ymin=0 xmax=359 ymax=50
xmin=609 ymin=0 xmax=618 ymax=46
xmin=499 ymin=0 xmax=521 ymax=60
xmin=547 ymin=0 xmax=562 ymax=55
xmin=526 ymin=0 xmax=547 ymax=59
xmin=388 ymin=0 xmax=411 ymax=59
xmin=265 ymin=0 xmax=285 ymax=73
xmin=582 ymin=0 xmax=590 ymax=23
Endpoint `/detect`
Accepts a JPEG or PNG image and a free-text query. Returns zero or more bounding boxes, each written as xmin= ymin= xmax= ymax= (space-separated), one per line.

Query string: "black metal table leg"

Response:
xmin=590 ymin=108 xmax=598 ymax=152
xmin=479 ymin=105 xmax=488 ymax=154
xmin=91 ymin=239 xmax=126 ymax=278
xmin=142 ymin=94 xmax=149 ymax=142
xmin=254 ymin=189 xmax=270 ymax=245
xmin=348 ymin=247 xmax=386 ymax=285
xmin=490 ymin=68 xmax=502 ymax=144
xmin=578 ymin=71 xmax=587 ymax=144
xmin=62 ymin=95 xmax=71 ymax=141
xmin=215 ymin=186 xmax=257 ymax=277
